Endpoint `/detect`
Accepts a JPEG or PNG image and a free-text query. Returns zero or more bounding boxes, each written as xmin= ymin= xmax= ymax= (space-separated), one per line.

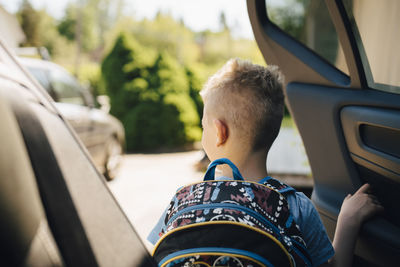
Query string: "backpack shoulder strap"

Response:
xmin=259 ymin=177 xmax=296 ymax=195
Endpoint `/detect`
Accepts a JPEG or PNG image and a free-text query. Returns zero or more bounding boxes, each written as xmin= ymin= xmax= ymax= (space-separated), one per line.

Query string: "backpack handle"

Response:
xmin=204 ymin=158 xmax=244 ymax=181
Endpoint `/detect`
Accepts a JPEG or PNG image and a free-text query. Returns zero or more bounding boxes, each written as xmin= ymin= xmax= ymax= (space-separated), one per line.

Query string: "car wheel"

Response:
xmin=104 ymin=137 xmax=122 ymax=181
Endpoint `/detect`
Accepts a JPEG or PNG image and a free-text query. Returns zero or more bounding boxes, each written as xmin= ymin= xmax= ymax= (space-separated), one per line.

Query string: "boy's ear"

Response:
xmin=214 ymin=119 xmax=229 ymax=146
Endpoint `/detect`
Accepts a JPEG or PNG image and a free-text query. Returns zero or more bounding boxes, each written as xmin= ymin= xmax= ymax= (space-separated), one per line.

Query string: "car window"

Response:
xmin=49 ymin=68 xmax=86 ymax=105
xmin=26 ymin=66 xmax=51 ymax=92
xmin=343 ymin=0 xmax=400 ymax=94
xmin=265 ymin=0 xmax=349 ymax=75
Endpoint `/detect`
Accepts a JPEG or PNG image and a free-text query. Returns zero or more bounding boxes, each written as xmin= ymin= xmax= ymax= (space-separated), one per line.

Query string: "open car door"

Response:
xmin=247 ymin=0 xmax=400 ymax=266
xmin=0 ymin=39 xmax=156 ymax=266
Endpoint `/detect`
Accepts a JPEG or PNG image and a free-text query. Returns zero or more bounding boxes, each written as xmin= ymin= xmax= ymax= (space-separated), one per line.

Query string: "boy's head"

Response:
xmin=200 ymin=58 xmax=284 ymax=163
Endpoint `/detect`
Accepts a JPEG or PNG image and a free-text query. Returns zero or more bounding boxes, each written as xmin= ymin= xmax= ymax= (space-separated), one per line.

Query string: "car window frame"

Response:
xmin=261 ymin=0 xmax=351 ymax=87
xmin=252 ymin=0 xmax=383 ymax=89
xmin=341 ymin=0 xmax=400 ymax=94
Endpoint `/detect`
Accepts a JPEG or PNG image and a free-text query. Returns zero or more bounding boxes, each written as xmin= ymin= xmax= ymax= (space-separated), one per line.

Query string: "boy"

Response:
xmin=148 ymin=59 xmax=383 ymax=266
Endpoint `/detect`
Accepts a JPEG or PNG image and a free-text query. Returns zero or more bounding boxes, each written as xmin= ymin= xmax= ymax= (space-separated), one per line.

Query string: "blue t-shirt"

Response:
xmin=148 ymin=177 xmax=334 ymax=266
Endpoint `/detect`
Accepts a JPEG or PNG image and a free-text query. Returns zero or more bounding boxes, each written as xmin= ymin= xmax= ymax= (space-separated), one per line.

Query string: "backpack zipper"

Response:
xmin=290 ymin=239 xmax=312 ymax=266
xmin=166 ymin=203 xmax=282 ymax=240
xmin=158 ymin=247 xmax=274 ymax=267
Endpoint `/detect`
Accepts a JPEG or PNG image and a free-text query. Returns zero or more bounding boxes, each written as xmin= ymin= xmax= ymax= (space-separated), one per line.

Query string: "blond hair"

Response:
xmin=200 ymin=58 xmax=284 ymax=151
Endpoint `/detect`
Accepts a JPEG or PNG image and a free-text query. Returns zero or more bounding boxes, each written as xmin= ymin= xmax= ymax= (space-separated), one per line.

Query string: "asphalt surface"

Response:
xmin=107 ymin=150 xmax=205 ymax=251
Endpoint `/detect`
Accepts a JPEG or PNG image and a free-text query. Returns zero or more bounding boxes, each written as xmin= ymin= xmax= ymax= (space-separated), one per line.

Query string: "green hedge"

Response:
xmin=185 ymin=66 xmax=204 ymax=127
xmin=101 ymin=32 xmax=201 ymax=151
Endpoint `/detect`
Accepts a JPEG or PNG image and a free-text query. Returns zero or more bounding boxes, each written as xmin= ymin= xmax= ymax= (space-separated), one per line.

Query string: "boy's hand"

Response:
xmin=339 ymin=184 xmax=384 ymax=228
xmin=330 ymin=184 xmax=384 ymax=267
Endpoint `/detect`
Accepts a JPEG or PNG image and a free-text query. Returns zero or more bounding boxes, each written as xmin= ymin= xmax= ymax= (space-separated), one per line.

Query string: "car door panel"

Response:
xmin=247 ymin=0 xmax=400 ymax=265
xmin=0 ymin=78 xmax=64 ymax=267
xmin=286 ymin=82 xmax=400 ymax=266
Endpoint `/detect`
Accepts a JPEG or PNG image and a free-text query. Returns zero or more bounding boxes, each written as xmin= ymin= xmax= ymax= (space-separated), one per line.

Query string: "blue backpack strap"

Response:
xmin=259 ymin=177 xmax=297 ymax=237
xmin=204 ymin=158 xmax=244 ymax=181
xmin=259 ymin=176 xmax=296 ymax=195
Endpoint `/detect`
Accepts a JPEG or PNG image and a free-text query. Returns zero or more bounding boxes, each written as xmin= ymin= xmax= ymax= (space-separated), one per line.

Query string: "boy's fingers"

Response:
xmin=369 ymin=195 xmax=379 ymax=202
xmin=372 ymin=199 xmax=382 ymax=205
xmin=356 ymin=183 xmax=371 ymax=195
xmin=372 ymin=203 xmax=384 ymax=214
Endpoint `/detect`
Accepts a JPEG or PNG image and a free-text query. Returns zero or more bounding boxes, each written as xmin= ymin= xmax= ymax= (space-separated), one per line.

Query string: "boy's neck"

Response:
xmin=218 ymin=150 xmax=268 ymax=182
xmin=240 ymin=151 xmax=268 ymax=182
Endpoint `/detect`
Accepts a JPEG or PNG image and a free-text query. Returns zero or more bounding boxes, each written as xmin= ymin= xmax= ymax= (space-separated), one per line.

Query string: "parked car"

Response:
xmin=18 ymin=57 xmax=124 ymax=181
xmin=248 ymin=0 xmax=400 ymax=266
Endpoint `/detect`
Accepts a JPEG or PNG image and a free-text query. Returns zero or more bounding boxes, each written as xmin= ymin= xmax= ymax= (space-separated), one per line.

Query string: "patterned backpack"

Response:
xmin=152 ymin=158 xmax=312 ymax=267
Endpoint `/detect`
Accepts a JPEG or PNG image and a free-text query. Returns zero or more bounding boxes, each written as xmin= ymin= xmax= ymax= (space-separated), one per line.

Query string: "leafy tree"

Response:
xmin=16 ymin=1 xmax=73 ymax=59
xmin=131 ymin=13 xmax=201 ymax=65
xmin=102 ymin=33 xmax=154 ymax=117
xmin=102 ymin=33 xmax=201 ymax=151
xmin=219 ymin=11 xmax=229 ymax=31
xmin=123 ymin=101 xmax=186 ymax=150
xmin=268 ymin=0 xmax=309 ymax=41
xmin=185 ymin=65 xmax=204 ymax=125
xmin=149 ymin=52 xmax=201 ymax=143
xmin=57 ymin=5 xmax=76 ymax=41
xmin=36 ymin=10 xmax=72 ymax=57
xmin=76 ymin=63 xmax=105 ymax=96
xmin=17 ymin=0 xmax=40 ymax=47
xmin=57 ymin=2 xmax=99 ymax=52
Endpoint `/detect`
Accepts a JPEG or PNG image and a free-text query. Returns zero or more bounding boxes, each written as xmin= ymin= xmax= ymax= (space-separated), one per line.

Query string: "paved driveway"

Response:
xmin=107 ymin=150 xmax=204 ymax=251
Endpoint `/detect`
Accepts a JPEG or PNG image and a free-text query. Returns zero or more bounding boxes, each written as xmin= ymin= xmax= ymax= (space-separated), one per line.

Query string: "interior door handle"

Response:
xmin=341 ymin=106 xmax=400 ymax=183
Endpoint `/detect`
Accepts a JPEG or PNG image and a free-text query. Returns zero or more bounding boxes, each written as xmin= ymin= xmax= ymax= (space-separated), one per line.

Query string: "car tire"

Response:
xmin=104 ymin=137 xmax=122 ymax=181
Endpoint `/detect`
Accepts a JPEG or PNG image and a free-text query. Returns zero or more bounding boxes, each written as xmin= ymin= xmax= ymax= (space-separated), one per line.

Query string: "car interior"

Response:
xmin=248 ymin=0 xmax=400 ymax=266
xmin=0 ymin=41 xmax=156 ymax=266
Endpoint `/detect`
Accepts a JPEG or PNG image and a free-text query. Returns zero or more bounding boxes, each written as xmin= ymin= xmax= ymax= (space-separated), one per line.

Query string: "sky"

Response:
xmin=0 ymin=0 xmax=255 ymax=39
